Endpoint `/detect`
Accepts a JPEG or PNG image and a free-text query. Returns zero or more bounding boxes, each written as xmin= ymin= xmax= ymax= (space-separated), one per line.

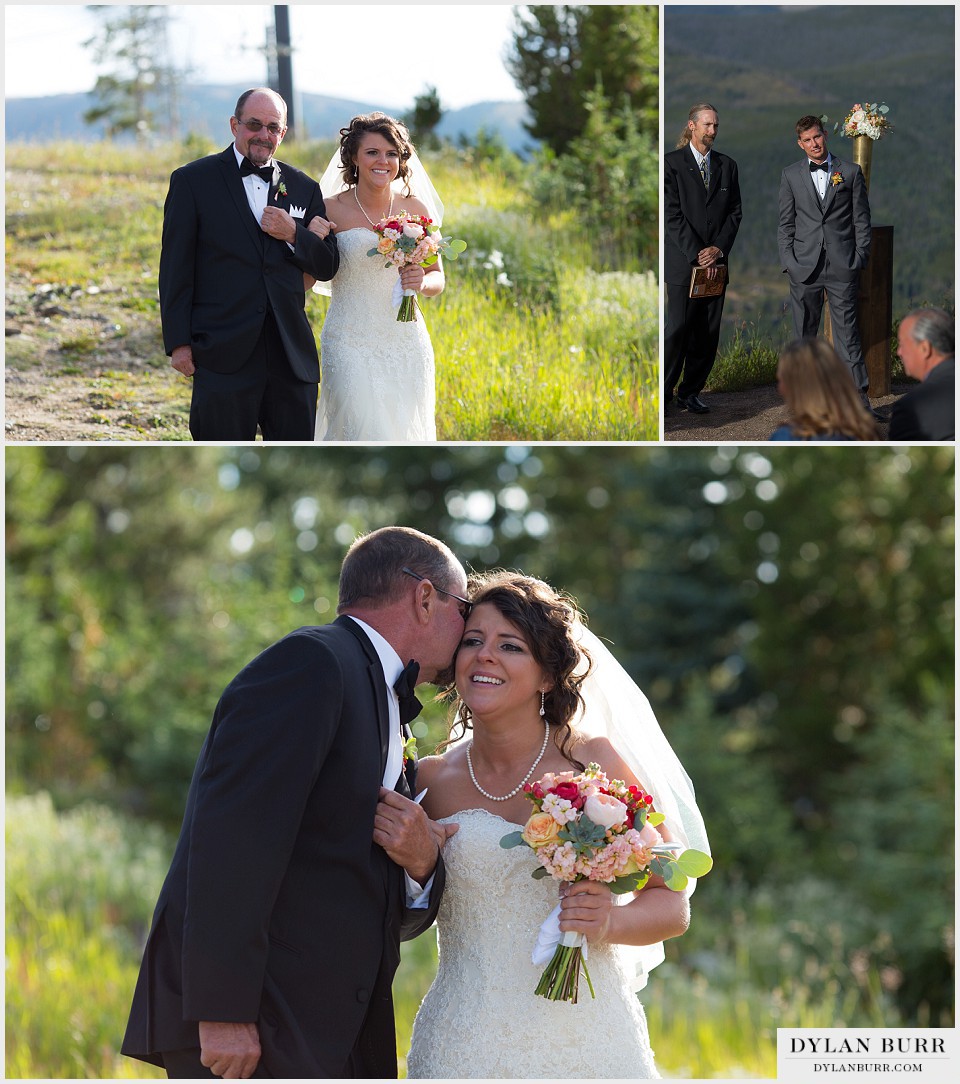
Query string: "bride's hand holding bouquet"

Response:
xmin=368 ymin=209 xmax=466 ymax=321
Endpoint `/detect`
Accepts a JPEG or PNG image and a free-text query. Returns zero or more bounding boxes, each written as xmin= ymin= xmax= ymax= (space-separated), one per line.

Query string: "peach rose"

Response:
xmin=521 ymin=811 xmax=562 ymax=848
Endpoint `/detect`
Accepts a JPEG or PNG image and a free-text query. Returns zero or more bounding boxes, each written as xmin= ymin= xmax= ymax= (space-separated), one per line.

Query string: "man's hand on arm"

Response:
xmin=374 ymin=787 xmax=458 ymax=883
xmin=260 ymin=205 xmax=297 ymax=244
xmin=199 ymin=1020 xmax=261 ymax=1079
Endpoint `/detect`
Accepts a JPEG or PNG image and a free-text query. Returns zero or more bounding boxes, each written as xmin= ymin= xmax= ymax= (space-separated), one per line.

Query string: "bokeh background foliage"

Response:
xmin=5 ymin=445 xmax=954 ymax=1078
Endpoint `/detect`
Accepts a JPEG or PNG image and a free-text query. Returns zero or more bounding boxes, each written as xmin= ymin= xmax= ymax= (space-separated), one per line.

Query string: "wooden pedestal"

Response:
xmin=823 ymin=225 xmax=894 ymax=396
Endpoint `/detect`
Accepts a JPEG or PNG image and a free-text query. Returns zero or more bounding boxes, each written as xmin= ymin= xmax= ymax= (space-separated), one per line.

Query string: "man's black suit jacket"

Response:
xmin=889 ymin=357 xmax=955 ymax=441
xmin=121 ymin=617 xmax=444 ymax=1078
xmin=663 ymin=145 xmax=742 ymax=287
xmin=159 ymin=146 xmax=339 ymax=380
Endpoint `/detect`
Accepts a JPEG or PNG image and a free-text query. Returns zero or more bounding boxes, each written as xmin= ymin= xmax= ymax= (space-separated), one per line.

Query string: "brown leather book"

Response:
xmin=689 ymin=265 xmax=727 ymax=298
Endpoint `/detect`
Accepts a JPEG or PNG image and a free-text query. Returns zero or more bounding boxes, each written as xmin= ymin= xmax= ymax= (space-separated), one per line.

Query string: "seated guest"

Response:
xmin=889 ymin=308 xmax=955 ymax=441
xmin=770 ymin=338 xmax=880 ymax=441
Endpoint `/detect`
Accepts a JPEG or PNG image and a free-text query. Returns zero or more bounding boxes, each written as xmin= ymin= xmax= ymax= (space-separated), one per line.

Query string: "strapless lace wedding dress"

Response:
xmin=316 ymin=228 xmax=436 ymax=441
xmin=406 ymin=809 xmax=659 ymax=1079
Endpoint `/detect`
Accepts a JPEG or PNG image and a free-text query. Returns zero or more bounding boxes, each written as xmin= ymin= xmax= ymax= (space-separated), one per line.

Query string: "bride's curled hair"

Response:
xmin=440 ymin=570 xmax=593 ymax=765
xmin=338 ymin=112 xmax=415 ymax=194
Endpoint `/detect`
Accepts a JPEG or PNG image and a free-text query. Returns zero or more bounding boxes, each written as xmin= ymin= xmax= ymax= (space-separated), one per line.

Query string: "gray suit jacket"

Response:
xmin=777 ymin=155 xmax=871 ymax=284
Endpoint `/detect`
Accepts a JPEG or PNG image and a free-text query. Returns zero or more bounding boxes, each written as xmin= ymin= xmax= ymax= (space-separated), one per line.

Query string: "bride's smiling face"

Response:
xmin=353 ymin=133 xmax=401 ymax=190
xmin=455 ymin=603 xmax=550 ymax=720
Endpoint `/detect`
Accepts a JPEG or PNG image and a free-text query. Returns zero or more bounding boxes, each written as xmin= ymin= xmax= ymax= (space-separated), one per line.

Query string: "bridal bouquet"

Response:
xmin=836 ymin=101 xmax=892 ymax=141
xmin=367 ymin=210 xmax=466 ymax=321
xmin=501 ymin=763 xmax=712 ymax=1003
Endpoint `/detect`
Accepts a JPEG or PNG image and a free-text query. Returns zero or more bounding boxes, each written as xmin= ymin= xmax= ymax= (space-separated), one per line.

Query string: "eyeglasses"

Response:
xmin=401 ymin=567 xmax=472 ymax=619
xmin=236 ymin=118 xmax=286 ymax=137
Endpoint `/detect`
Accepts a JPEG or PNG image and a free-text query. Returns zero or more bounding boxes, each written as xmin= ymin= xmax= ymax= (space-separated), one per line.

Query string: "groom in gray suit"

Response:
xmin=778 ymin=114 xmax=875 ymax=409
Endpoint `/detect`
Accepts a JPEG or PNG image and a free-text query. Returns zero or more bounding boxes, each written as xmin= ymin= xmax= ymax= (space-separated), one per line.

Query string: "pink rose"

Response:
xmin=402 ymin=221 xmax=424 ymax=240
xmin=584 ymin=792 xmax=628 ymax=830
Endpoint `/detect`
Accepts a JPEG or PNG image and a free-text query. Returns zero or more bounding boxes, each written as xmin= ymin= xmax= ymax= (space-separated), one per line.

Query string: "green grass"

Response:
xmin=5 ymin=140 xmax=658 ymax=440
xmin=9 ymin=791 xmax=917 ymax=1080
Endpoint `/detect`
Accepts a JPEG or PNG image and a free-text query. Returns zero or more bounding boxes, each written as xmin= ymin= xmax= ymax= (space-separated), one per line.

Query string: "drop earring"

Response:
xmin=540 ymin=690 xmax=546 ymax=717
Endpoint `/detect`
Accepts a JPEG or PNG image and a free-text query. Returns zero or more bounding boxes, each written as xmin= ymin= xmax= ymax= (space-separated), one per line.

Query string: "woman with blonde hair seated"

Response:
xmin=770 ymin=337 xmax=881 ymax=440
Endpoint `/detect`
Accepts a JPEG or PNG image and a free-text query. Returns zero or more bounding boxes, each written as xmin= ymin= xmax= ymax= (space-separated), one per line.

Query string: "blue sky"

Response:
xmin=4 ymin=4 xmax=524 ymax=109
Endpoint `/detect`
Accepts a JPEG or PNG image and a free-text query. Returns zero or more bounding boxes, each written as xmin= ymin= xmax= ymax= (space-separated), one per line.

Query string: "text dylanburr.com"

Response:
xmin=777 ymin=1029 xmax=956 ymax=1083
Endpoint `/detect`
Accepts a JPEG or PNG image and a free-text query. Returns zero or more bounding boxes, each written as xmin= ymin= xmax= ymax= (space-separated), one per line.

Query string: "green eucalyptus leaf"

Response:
xmin=531 ymin=866 xmax=550 ymax=880
xmin=676 ymin=849 xmax=714 ymax=877
xmin=661 ymin=862 xmax=689 ymax=892
xmin=500 ymin=831 xmax=525 ymax=849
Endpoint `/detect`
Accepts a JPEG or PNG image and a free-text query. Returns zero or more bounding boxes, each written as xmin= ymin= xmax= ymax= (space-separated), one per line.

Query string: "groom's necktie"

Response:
xmin=699 ymin=158 xmax=709 ymax=190
xmin=394 ymin=659 xmax=423 ymax=726
xmin=240 ymin=158 xmax=274 ymax=184
xmin=809 ymin=161 xmax=829 ymax=173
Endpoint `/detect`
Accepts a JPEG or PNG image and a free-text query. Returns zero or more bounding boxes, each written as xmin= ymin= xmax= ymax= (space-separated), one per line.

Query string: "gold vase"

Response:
xmin=851 ymin=134 xmax=874 ymax=191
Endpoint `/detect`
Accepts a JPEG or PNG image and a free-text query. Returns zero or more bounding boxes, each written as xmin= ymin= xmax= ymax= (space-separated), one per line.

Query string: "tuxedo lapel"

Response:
xmin=334 ymin=616 xmax=392 ymax=781
xmin=820 ymin=157 xmax=843 ymax=216
xmin=267 ymin=160 xmax=282 ymax=204
xmin=217 ymin=146 xmax=266 ymax=251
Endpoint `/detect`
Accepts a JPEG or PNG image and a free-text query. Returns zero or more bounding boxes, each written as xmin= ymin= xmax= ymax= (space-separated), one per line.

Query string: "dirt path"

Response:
xmin=4 ymin=276 xmax=190 ymax=442
xmin=664 ymin=383 xmax=909 ymax=441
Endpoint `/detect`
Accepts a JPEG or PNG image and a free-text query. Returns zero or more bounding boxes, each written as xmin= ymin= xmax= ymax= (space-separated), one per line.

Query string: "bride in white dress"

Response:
xmin=407 ymin=571 xmax=710 ymax=1079
xmin=306 ymin=113 xmax=443 ymax=441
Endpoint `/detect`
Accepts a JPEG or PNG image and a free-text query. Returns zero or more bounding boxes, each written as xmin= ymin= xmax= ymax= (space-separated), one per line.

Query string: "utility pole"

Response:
xmin=274 ymin=6 xmax=295 ymax=140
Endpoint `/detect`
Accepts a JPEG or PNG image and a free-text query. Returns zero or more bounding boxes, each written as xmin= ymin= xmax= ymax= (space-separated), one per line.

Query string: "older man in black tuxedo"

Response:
xmin=122 ymin=527 xmax=466 ymax=1078
xmin=160 ymin=87 xmax=338 ymax=440
xmin=664 ymin=102 xmax=743 ymax=415
xmin=889 ymin=307 xmax=955 ymax=440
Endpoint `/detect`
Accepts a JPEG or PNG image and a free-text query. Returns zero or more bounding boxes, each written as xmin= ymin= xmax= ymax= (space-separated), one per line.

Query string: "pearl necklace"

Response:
xmin=466 ymin=720 xmax=551 ymax=802
xmin=354 ymin=185 xmax=393 ymax=228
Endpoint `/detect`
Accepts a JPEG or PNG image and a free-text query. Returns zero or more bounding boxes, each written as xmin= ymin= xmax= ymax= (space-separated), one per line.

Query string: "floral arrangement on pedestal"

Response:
xmin=835 ymin=101 xmax=892 ymax=141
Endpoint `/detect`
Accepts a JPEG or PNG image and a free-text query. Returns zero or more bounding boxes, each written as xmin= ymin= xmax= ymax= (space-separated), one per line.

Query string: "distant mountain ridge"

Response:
xmin=4 ymin=84 xmax=535 ymax=153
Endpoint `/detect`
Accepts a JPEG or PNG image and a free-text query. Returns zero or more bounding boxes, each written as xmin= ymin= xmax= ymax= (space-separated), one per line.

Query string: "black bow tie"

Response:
xmin=394 ymin=659 xmax=423 ymax=726
xmin=240 ymin=158 xmax=274 ymax=183
xmin=809 ymin=160 xmax=829 ymax=173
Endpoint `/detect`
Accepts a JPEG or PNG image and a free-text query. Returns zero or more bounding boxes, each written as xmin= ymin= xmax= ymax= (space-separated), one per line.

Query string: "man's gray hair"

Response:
xmin=907 ymin=308 xmax=954 ymax=357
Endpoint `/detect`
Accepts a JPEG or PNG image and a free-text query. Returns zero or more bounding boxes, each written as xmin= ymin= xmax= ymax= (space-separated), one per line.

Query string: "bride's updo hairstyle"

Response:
xmin=441 ymin=570 xmax=593 ymax=766
xmin=337 ymin=112 xmax=415 ymax=195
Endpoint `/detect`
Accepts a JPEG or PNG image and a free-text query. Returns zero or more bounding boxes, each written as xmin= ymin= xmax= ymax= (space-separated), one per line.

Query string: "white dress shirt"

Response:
xmin=345 ymin=616 xmax=433 ymax=906
xmin=808 ymin=152 xmax=833 ymax=200
xmin=232 ymin=145 xmax=295 ymax=252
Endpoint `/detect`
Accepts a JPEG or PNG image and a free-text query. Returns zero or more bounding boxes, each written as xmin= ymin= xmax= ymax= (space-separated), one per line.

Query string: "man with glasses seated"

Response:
xmin=159 ymin=87 xmax=339 ymax=440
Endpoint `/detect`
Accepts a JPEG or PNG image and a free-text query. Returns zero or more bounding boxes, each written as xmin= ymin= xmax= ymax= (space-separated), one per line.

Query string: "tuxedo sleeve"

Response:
xmin=715 ymin=160 xmax=742 ymax=257
xmin=777 ymin=169 xmax=798 ymax=273
xmin=400 ymin=852 xmax=445 ymax=940
xmin=664 ymin=158 xmax=705 ymax=263
xmin=158 ymin=168 xmax=198 ymax=355
xmin=851 ymin=166 xmax=872 ymax=269
xmin=180 ymin=635 xmax=343 ymax=1022
xmin=289 ymin=184 xmax=339 ymax=281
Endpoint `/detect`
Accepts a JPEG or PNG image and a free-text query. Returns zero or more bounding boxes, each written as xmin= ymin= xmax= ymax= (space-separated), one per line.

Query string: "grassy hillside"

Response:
xmin=4 ymin=140 xmax=657 ymax=441
xmin=665 ymin=4 xmax=955 ymax=351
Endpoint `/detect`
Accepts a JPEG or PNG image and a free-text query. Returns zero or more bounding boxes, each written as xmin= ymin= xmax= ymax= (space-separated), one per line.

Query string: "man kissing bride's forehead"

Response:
xmin=123 ymin=526 xmax=708 ymax=1079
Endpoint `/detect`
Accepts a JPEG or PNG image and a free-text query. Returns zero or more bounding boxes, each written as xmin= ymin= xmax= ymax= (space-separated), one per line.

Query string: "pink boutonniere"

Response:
xmin=274 ymin=180 xmax=288 ymax=202
xmin=830 ymin=170 xmax=843 ymax=187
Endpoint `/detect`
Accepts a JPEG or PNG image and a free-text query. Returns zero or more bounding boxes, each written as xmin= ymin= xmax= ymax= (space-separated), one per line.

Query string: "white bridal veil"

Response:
xmin=572 ymin=623 xmax=710 ymax=989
